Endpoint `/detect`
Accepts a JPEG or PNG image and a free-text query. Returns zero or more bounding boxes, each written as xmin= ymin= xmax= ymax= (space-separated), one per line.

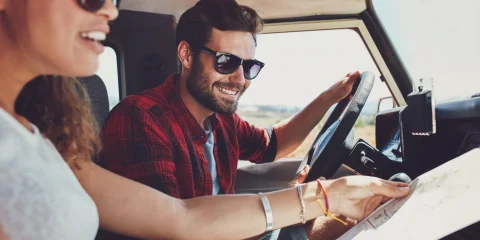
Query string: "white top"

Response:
xmin=0 ymin=109 xmax=99 ymax=240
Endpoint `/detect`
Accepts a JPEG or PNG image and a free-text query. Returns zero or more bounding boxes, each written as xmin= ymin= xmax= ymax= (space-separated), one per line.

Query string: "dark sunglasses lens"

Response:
xmin=80 ymin=0 xmax=105 ymax=12
xmin=243 ymin=61 xmax=263 ymax=80
xmin=216 ymin=54 xmax=242 ymax=74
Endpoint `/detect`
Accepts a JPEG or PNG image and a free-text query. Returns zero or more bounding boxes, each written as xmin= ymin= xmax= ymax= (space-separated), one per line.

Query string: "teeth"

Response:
xmin=217 ymin=87 xmax=238 ymax=96
xmin=80 ymin=31 xmax=106 ymax=41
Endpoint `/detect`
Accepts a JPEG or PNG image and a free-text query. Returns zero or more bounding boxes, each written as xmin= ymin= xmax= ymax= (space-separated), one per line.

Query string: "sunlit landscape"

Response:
xmin=237 ymin=104 xmax=377 ymax=159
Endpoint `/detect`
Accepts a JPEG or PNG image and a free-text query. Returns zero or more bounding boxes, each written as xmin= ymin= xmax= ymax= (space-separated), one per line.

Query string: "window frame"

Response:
xmin=262 ymin=19 xmax=407 ymax=107
xmin=103 ymin=41 xmax=127 ymax=103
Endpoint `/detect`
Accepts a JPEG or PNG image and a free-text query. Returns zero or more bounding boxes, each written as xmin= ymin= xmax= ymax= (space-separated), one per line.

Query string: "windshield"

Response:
xmin=373 ymin=0 xmax=480 ymax=103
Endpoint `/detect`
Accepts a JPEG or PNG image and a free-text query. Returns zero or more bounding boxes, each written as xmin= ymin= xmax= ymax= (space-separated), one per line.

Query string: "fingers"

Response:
xmin=381 ymin=179 xmax=409 ymax=187
xmin=295 ymin=165 xmax=310 ymax=184
xmin=370 ymin=180 xmax=410 ymax=198
xmin=346 ymin=71 xmax=360 ymax=84
xmin=289 ymin=165 xmax=311 ymax=187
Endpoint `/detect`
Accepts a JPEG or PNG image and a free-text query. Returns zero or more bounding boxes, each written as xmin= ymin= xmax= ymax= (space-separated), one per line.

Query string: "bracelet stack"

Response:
xmin=316 ymin=179 xmax=348 ymax=226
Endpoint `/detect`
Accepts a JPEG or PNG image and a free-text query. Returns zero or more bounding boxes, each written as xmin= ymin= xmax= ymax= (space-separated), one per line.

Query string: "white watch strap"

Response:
xmin=260 ymin=194 xmax=273 ymax=231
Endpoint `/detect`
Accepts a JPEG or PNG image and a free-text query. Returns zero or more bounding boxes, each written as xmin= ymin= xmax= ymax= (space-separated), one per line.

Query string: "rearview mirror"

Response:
xmin=377 ymin=97 xmax=396 ymax=113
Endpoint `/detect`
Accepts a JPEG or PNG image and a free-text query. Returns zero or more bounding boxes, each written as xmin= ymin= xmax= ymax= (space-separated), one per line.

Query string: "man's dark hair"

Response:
xmin=176 ymin=0 xmax=264 ymax=48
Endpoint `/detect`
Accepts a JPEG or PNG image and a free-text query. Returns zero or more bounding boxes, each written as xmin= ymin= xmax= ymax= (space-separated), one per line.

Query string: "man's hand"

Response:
xmin=325 ymin=176 xmax=411 ymax=221
xmin=324 ymin=71 xmax=360 ymax=104
xmin=288 ymin=165 xmax=311 ymax=187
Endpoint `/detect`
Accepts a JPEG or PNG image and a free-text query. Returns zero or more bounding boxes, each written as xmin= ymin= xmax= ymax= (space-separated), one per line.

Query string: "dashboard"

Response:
xmin=344 ymin=97 xmax=480 ymax=181
xmin=343 ymin=108 xmax=406 ymax=180
xmin=342 ymin=97 xmax=480 ymax=240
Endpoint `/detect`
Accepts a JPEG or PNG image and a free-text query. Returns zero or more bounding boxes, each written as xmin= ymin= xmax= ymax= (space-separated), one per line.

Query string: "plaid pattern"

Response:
xmin=100 ymin=75 xmax=275 ymax=199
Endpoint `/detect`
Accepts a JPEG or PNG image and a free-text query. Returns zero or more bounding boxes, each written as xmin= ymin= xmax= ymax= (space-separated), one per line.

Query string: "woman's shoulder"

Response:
xmin=0 ymin=110 xmax=99 ymax=240
xmin=0 ymin=113 xmax=28 ymax=164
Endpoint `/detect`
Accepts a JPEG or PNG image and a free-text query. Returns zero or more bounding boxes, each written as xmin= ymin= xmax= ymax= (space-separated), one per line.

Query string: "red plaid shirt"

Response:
xmin=100 ymin=75 xmax=276 ymax=199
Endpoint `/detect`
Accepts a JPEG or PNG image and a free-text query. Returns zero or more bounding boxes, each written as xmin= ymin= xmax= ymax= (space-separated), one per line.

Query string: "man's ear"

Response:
xmin=177 ymin=41 xmax=194 ymax=70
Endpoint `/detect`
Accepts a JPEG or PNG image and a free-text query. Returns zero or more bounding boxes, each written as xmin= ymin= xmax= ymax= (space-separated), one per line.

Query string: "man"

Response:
xmin=101 ymin=0 xmax=359 ymax=238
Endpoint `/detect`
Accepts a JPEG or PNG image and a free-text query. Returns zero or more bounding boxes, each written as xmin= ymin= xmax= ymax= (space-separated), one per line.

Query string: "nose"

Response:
xmin=230 ymin=64 xmax=246 ymax=86
xmin=97 ymin=0 xmax=119 ymax=21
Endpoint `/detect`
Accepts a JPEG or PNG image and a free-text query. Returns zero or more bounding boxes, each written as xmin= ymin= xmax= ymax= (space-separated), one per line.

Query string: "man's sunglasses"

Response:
xmin=195 ymin=46 xmax=265 ymax=80
xmin=78 ymin=0 xmax=121 ymax=13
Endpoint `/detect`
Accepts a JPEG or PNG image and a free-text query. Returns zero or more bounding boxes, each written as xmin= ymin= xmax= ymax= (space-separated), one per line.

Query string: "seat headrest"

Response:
xmin=78 ymin=75 xmax=110 ymax=129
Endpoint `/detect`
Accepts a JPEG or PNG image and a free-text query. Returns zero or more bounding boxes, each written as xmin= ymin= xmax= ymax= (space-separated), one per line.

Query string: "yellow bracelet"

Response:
xmin=316 ymin=199 xmax=348 ymax=226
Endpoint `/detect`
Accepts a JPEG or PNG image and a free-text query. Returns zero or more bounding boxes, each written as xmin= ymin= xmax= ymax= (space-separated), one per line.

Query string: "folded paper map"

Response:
xmin=339 ymin=148 xmax=480 ymax=240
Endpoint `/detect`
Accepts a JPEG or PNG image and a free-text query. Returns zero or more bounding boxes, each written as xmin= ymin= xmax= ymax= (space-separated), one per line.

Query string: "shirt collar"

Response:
xmin=164 ymin=74 xmax=220 ymax=143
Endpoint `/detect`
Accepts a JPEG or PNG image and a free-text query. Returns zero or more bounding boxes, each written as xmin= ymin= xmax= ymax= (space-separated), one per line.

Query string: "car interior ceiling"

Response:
xmin=87 ymin=2 xmax=480 ymax=239
xmin=120 ymin=0 xmax=368 ymax=20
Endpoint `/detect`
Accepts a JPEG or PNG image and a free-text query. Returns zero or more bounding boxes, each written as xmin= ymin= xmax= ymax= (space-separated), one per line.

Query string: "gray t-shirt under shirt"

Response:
xmin=203 ymin=119 xmax=221 ymax=195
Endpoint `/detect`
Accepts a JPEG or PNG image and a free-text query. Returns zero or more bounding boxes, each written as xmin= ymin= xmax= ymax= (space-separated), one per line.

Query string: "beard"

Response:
xmin=186 ymin=58 xmax=245 ymax=114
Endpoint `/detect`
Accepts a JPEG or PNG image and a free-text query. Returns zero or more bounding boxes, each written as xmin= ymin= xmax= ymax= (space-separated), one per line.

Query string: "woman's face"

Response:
xmin=0 ymin=0 xmax=118 ymax=77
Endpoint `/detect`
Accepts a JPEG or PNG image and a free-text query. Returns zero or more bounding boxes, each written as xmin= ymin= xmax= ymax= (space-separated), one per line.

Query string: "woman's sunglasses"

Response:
xmin=195 ymin=46 xmax=265 ymax=80
xmin=78 ymin=0 xmax=121 ymax=13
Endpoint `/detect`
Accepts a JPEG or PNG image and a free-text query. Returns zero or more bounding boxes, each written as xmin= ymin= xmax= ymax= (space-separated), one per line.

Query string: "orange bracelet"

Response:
xmin=316 ymin=179 xmax=329 ymax=210
xmin=316 ymin=179 xmax=348 ymax=226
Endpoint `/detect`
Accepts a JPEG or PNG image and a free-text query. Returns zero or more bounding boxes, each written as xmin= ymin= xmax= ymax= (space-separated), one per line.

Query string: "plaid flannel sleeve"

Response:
xmin=234 ymin=113 xmax=277 ymax=164
xmin=100 ymin=100 xmax=180 ymax=198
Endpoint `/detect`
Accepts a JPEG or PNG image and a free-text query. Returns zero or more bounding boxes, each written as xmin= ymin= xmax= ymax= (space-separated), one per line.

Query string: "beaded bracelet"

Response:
xmin=297 ymin=185 xmax=307 ymax=224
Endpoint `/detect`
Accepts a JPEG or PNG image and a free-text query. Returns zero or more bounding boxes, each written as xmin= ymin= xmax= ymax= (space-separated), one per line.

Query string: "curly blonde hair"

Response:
xmin=15 ymin=76 xmax=101 ymax=168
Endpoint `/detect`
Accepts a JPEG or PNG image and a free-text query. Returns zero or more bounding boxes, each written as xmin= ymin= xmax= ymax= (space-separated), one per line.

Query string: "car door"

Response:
xmin=360 ymin=1 xmax=480 ymax=238
xmin=234 ymin=22 xmax=398 ymax=194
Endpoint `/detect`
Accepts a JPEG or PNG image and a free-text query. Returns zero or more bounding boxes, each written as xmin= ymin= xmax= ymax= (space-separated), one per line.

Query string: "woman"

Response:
xmin=0 ymin=0 xmax=410 ymax=239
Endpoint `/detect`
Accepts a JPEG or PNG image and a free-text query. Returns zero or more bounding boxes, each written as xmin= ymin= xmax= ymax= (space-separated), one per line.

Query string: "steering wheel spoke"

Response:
xmin=299 ymin=71 xmax=376 ymax=181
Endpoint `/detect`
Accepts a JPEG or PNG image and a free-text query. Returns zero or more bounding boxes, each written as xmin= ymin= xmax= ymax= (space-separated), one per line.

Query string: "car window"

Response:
xmin=238 ymin=29 xmax=391 ymax=159
xmin=96 ymin=47 xmax=120 ymax=110
xmin=373 ymin=0 xmax=480 ymax=103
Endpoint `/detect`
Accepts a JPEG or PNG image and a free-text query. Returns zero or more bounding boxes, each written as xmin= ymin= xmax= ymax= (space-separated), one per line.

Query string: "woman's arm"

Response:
xmin=74 ymin=161 xmax=409 ymax=240
xmin=75 ymin=161 xmax=323 ymax=239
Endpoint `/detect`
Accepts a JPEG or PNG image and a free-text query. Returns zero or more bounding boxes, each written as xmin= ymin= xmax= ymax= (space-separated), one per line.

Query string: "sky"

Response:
xmin=240 ymin=29 xmax=388 ymax=107
xmin=96 ymin=0 xmax=480 ymax=108
xmin=374 ymin=0 xmax=480 ymax=102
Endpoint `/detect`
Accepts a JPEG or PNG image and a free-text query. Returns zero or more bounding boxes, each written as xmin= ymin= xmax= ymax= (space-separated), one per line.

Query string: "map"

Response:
xmin=338 ymin=148 xmax=480 ymax=240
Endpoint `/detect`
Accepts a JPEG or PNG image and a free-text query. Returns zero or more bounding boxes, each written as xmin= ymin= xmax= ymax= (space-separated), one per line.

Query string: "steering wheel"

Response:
xmin=298 ymin=71 xmax=376 ymax=181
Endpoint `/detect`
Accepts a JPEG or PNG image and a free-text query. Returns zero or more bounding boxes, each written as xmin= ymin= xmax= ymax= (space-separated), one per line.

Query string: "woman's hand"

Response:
xmin=324 ymin=176 xmax=410 ymax=220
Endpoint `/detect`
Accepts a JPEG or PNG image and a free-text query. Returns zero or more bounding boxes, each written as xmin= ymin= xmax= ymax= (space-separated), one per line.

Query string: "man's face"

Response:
xmin=186 ymin=28 xmax=256 ymax=114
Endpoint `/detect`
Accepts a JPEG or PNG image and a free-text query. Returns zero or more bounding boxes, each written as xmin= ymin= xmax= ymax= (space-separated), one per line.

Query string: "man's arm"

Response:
xmin=101 ymin=100 xmax=180 ymax=197
xmin=273 ymin=71 xmax=360 ymax=160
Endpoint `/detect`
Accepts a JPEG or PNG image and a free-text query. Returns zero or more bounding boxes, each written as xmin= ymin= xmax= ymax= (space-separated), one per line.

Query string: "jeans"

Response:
xmin=258 ymin=226 xmax=308 ymax=240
